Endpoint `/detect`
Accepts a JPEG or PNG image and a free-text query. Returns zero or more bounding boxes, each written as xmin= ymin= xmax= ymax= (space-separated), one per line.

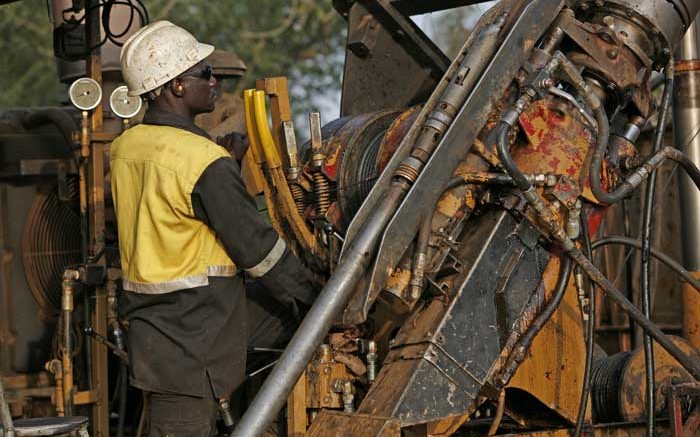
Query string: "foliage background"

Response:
xmin=0 ymin=0 xmax=346 ymax=117
xmin=0 ymin=0 xmax=491 ymax=119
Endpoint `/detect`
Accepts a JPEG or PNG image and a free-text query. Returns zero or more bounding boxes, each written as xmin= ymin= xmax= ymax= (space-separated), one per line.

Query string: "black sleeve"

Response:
xmin=191 ymin=157 xmax=318 ymax=305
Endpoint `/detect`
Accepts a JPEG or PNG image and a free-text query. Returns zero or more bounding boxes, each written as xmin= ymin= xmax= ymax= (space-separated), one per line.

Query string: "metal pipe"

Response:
xmin=640 ymin=63 xmax=674 ymax=435
xmin=591 ymin=236 xmax=700 ymax=292
xmin=674 ymin=19 xmax=700 ymax=349
xmin=45 ymin=360 xmax=65 ymax=417
xmin=61 ymin=269 xmax=80 ymax=416
xmin=408 ymin=215 xmax=431 ymax=301
xmin=231 ymin=180 xmax=410 ymax=437
xmin=546 ymin=86 xmax=597 ymax=128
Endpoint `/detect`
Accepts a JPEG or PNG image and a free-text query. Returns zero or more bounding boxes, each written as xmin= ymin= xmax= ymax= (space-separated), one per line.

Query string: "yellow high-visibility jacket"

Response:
xmin=110 ymin=124 xmax=236 ymax=294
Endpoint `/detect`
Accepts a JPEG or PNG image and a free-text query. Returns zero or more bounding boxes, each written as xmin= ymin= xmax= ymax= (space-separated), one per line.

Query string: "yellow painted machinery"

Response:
xmin=3 ymin=1 xmax=700 ymax=437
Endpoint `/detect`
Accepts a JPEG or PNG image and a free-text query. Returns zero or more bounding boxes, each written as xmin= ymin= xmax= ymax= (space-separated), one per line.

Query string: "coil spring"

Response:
xmin=314 ymin=172 xmax=331 ymax=215
xmin=290 ymin=183 xmax=306 ymax=216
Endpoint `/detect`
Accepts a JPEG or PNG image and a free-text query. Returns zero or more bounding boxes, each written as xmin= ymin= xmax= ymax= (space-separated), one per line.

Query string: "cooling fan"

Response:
xmin=21 ymin=179 xmax=81 ymax=314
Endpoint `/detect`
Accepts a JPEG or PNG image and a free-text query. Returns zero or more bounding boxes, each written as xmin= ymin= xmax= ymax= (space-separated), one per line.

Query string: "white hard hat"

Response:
xmin=120 ymin=20 xmax=214 ymax=97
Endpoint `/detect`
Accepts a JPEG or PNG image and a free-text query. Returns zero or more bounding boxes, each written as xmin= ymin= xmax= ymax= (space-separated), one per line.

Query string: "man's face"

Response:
xmin=178 ymin=61 xmax=218 ymax=114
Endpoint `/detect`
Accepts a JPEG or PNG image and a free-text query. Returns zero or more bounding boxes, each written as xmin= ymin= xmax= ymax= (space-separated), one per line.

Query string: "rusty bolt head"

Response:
xmin=540 ymin=78 xmax=555 ymax=89
xmin=606 ymin=48 xmax=618 ymax=59
xmin=323 ymin=366 xmax=332 ymax=375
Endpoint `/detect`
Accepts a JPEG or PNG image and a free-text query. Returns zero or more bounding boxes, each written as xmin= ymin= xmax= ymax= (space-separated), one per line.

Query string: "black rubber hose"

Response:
xmin=497 ymin=120 xmax=531 ymax=191
xmin=640 ymin=63 xmax=673 ymax=436
xmin=520 ymin=255 xmax=573 ymax=358
xmin=22 ymin=108 xmax=78 ymax=155
xmin=573 ymin=212 xmax=596 ymax=436
xmin=590 ymin=237 xmax=700 ymax=292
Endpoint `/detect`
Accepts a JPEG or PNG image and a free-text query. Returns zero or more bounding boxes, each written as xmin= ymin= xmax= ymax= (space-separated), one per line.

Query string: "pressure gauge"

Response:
xmin=68 ymin=77 xmax=102 ymax=111
xmin=110 ymin=86 xmax=142 ymax=119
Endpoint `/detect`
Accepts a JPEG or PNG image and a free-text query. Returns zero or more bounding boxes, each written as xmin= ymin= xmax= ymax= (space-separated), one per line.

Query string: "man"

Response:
xmin=111 ymin=21 xmax=316 ymax=436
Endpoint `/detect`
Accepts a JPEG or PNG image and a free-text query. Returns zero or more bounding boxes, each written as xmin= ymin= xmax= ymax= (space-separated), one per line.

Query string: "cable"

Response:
xmin=60 ymin=0 xmax=148 ymax=50
xmin=590 ymin=237 xmax=700 ymax=292
xmin=498 ymin=254 xmax=573 ymax=385
xmin=573 ymin=212 xmax=596 ymax=437
xmin=640 ymin=60 xmax=673 ymax=436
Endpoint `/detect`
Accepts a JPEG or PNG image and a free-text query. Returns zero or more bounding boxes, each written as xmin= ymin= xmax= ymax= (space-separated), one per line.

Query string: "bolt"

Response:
xmin=606 ymin=48 xmax=618 ymax=59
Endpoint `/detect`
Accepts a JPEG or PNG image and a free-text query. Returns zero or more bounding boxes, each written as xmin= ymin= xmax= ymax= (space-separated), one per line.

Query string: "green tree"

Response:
xmin=0 ymin=0 xmax=346 ymax=116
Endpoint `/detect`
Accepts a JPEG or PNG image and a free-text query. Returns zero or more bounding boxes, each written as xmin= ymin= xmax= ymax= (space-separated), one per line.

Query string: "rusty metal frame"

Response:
xmin=335 ymin=0 xmax=450 ymax=115
xmin=358 ymin=0 xmax=565 ymax=322
xmin=668 ymin=382 xmax=700 ymax=437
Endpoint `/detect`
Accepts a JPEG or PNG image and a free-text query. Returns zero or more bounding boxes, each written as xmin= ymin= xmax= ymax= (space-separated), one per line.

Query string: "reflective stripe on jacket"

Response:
xmin=110 ymin=123 xmax=236 ymax=293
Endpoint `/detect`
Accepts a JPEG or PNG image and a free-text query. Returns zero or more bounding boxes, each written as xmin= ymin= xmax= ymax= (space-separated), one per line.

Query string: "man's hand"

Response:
xmin=217 ymin=132 xmax=249 ymax=162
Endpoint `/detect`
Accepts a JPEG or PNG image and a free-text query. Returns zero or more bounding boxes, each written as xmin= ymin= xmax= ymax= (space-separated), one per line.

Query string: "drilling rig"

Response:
xmin=2 ymin=0 xmax=700 ymax=436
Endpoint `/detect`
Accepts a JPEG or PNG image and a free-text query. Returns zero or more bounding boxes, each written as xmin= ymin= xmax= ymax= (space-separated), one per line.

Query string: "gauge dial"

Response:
xmin=68 ymin=77 xmax=102 ymax=111
xmin=110 ymin=85 xmax=142 ymax=119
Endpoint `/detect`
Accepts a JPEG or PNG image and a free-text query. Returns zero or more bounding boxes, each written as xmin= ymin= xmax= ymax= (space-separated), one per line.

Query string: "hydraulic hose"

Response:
xmin=573 ymin=213 xmax=596 ymax=437
xmin=591 ymin=236 xmax=700 ymax=292
xmin=495 ymin=99 xmax=700 ymax=382
xmin=640 ymin=61 xmax=674 ymax=436
xmin=499 ymin=253 xmax=573 ymax=383
xmin=585 ymin=62 xmax=700 ymax=205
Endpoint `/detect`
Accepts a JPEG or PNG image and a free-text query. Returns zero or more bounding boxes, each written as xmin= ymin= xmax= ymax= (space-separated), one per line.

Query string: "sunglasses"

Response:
xmin=180 ymin=65 xmax=213 ymax=81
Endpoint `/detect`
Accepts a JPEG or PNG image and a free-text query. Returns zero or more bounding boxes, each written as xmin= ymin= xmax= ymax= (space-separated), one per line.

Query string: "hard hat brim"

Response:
xmin=126 ymin=42 xmax=216 ymax=97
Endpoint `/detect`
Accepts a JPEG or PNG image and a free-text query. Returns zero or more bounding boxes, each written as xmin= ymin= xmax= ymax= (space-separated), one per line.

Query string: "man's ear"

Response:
xmin=171 ymin=78 xmax=185 ymax=97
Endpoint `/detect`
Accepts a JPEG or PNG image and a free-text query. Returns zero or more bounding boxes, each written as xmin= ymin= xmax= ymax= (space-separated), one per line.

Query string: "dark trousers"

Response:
xmin=140 ymin=283 xmax=300 ymax=436
xmin=146 ymin=391 xmax=218 ymax=437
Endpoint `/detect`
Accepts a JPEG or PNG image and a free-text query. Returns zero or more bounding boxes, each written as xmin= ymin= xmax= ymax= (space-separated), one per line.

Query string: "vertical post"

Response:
xmin=286 ymin=371 xmax=307 ymax=437
xmin=85 ymin=1 xmax=108 ymax=435
xmin=0 ymin=185 xmax=16 ymax=374
xmin=674 ymin=19 xmax=700 ymax=350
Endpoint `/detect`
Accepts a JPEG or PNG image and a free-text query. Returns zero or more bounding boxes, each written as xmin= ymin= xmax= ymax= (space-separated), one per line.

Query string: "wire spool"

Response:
xmin=590 ymin=336 xmax=700 ymax=423
xmin=21 ymin=179 xmax=80 ymax=314
xmin=618 ymin=335 xmax=700 ymax=422
xmin=590 ymin=351 xmax=631 ymax=423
